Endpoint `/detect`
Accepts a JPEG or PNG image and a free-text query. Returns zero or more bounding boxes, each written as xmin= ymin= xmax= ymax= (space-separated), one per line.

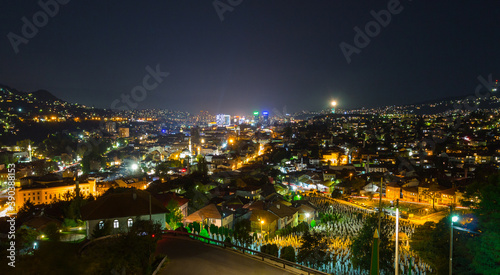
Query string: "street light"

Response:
xmin=450 ymin=215 xmax=459 ymax=275
xmin=260 ymin=220 xmax=265 ymax=237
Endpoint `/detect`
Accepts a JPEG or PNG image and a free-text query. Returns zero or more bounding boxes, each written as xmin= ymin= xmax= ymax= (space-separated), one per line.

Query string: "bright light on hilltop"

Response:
xmin=331 ymin=101 xmax=337 ymax=107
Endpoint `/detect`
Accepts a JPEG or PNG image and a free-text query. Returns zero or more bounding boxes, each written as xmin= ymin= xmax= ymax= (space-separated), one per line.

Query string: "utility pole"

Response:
xmin=378 ymin=177 xmax=383 ymax=234
xmin=395 ymin=199 xmax=400 ymax=275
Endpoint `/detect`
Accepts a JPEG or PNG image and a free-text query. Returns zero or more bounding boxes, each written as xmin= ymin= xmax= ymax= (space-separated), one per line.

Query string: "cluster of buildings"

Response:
xmin=4 ymin=88 xmax=500 ymax=242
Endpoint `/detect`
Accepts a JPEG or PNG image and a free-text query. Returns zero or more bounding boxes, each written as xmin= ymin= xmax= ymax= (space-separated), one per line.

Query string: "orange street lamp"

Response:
xmin=260 ymin=219 xmax=265 ymax=236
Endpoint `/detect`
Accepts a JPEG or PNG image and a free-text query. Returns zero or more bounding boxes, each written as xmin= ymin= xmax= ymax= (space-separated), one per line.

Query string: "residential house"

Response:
xmin=184 ymin=204 xmax=234 ymax=229
xmin=81 ymin=189 xmax=168 ymax=239
xmin=386 ymin=182 xmax=401 ymax=200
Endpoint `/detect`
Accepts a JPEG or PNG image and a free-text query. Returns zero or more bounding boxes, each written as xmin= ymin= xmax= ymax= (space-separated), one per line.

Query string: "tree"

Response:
xmin=350 ymin=177 xmax=367 ymax=194
xmin=209 ymin=224 xmax=218 ymax=235
xmin=280 ymin=246 xmax=296 ymax=262
xmin=17 ymin=225 xmax=38 ymax=251
xmin=297 ymin=231 xmax=332 ymax=269
xmin=192 ymin=222 xmax=201 ymax=234
xmin=16 ymin=200 xmax=36 ymax=224
xmin=82 ymin=220 xmax=162 ymax=275
xmin=165 ymin=200 xmax=183 ymax=230
xmin=411 ymin=218 xmax=474 ymax=274
xmin=32 ymin=160 xmax=56 ymax=176
xmin=310 ymin=220 xmax=316 ymax=228
xmin=331 ymin=189 xmax=342 ymax=199
xmin=469 ymin=176 xmax=500 ymax=274
xmin=195 ymin=156 xmax=208 ymax=175
xmin=421 ymin=184 xmax=441 ymax=210
xmin=350 ymin=214 xmax=394 ymax=273
xmin=234 ymin=219 xmax=252 ymax=247
xmin=261 ymin=244 xmax=279 ymax=257
xmin=44 ymin=222 xmax=60 ymax=241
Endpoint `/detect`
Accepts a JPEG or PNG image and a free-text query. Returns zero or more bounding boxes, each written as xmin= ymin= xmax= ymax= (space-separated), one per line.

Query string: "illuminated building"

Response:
xmin=105 ymin=121 xmax=116 ymax=133
xmin=118 ymin=127 xmax=129 ymax=137
xmin=262 ymin=111 xmax=269 ymax=125
xmin=216 ymin=114 xmax=231 ymax=126
xmin=253 ymin=111 xmax=259 ymax=124
xmin=14 ymin=179 xmax=97 ymax=211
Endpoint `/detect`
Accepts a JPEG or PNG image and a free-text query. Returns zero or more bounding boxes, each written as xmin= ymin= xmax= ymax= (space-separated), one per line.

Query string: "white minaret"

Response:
xmin=188 ymin=137 xmax=193 ymax=164
xmin=28 ymin=141 xmax=32 ymax=162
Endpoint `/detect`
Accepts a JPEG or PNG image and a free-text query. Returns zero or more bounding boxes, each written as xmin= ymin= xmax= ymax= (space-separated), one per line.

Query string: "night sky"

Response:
xmin=1 ymin=1 xmax=499 ymax=115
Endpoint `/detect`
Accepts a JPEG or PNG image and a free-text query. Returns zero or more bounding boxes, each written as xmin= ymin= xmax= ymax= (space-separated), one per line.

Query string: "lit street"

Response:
xmin=156 ymin=236 xmax=293 ymax=275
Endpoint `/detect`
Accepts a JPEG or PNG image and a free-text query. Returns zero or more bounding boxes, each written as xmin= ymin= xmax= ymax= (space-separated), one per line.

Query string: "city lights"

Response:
xmin=1 ymin=2 xmax=495 ymax=274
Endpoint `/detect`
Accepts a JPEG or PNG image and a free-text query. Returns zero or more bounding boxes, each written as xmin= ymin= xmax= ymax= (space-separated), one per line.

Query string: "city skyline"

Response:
xmin=1 ymin=1 xmax=499 ymax=115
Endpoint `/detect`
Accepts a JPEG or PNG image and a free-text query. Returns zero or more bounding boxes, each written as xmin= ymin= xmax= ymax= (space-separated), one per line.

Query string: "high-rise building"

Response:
xmin=105 ymin=121 xmax=116 ymax=133
xmin=216 ymin=114 xmax=231 ymax=126
xmin=262 ymin=111 xmax=269 ymax=125
xmin=224 ymin=115 xmax=231 ymax=126
xmin=253 ymin=111 xmax=259 ymax=124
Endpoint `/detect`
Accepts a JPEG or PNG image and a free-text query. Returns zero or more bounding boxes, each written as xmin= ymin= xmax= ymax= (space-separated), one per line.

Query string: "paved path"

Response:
xmin=156 ymin=236 xmax=293 ymax=275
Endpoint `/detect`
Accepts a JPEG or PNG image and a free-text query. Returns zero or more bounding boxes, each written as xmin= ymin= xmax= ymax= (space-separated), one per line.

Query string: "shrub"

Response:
xmin=280 ymin=246 xmax=296 ymax=262
xmin=44 ymin=222 xmax=60 ymax=241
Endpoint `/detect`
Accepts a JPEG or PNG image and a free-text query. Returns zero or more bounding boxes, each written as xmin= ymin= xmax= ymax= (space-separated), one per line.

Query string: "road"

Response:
xmin=156 ymin=236 xmax=293 ymax=275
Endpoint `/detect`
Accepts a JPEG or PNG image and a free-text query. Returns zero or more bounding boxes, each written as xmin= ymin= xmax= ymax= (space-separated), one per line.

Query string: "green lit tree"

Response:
xmin=165 ymin=200 xmax=184 ymax=230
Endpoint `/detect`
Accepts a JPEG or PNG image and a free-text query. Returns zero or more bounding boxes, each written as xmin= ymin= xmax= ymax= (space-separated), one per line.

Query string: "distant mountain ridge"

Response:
xmin=31 ymin=89 xmax=62 ymax=102
xmin=0 ymin=84 xmax=64 ymax=102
